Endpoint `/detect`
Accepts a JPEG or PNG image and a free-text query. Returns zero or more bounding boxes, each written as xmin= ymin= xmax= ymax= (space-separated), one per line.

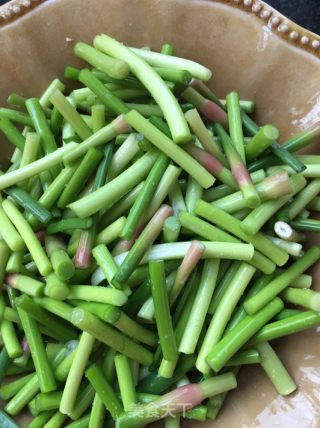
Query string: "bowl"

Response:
xmin=0 ymin=0 xmax=320 ymax=427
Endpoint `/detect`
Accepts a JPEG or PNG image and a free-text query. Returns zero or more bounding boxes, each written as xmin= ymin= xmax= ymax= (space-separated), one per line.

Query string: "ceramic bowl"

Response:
xmin=0 ymin=0 xmax=320 ymax=426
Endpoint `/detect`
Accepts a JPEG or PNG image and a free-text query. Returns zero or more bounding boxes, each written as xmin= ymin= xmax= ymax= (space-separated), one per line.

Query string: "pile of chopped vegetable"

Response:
xmin=0 ymin=34 xmax=319 ymax=428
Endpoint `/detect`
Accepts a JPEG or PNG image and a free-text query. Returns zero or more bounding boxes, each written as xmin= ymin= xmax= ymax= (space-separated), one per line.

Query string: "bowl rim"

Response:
xmin=0 ymin=0 xmax=319 ymax=57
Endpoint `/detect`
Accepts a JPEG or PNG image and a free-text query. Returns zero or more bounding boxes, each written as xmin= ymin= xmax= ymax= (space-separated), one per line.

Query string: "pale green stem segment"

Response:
xmin=144 ymin=165 xmax=181 ymax=222
xmin=0 ymin=143 xmax=78 ymax=190
xmin=17 ymin=308 xmax=56 ymax=393
xmin=169 ymin=240 xmax=205 ymax=305
xmin=206 ymin=298 xmax=284 ymax=372
xmin=179 ymin=259 xmax=220 ymax=354
xmin=196 ymin=263 xmax=256 ymax=374
xmin=70 ymin=308 xmax=153 ymax=365
xmin=163 ymin=216 xmax=181 ymax=243
xmin=281 ymin=287 xmax=320 ymax=312
xmin=278 ymin=178 xmax=320 ymax=221
xmin=69 ymin=150 xmax=158 ymax=218
xmin=89 ymin=394 xmax=105 ymax=428
xmin=185 ymin=108 xmax=226 ymax=165
xmin=50 ymin=89 xmax=92 ymax=140
xmin=245 ymin=125 xmax=279 ymax=161
xmin=196 ymin=200 xmax=288 ymax=266
xmin=168 ymin=180 xmax=187 ymax=216
xmin=60 ymin=332 xmax=95 ymax=415
xmin=0 ymin=197 xmax=24 ymax=252
xmin=74 ymin=42 xmax=130 ymax=79
xmin=112 ymin=205 xmax=173 ymax=289
xmin=226 ymin=92 xmax=246 ymax=163
xmin=113 ymin=241 xmax=255 ymax=266
xmin=128 ymin=47 xmax=212 ymax=80
xmin=107 ymin=133 xmax=141 ymax=181
xmin=203 ymin=169 xmax=266 ymax=202
xmin=86 ymin=363 xmax=123 ymax=420
xmin=39 ymin=78 xmax=66 ymax=108
xmin=185 ymin=175 xmax=203 ymax=214
xmin=2 ymin=199 xmax=52 ymax=276
xmin=240 ymin=174 xmax=306 ymax=235
xmin=124 ymin=110 xmax=215 ymax=189
xmin=94 ymin=34 xmax=191 ymax=143
xmin=19 ymin=132 xmax=40 ymax=189
xmin=244 ymin=246 xmax=320 ymax=314
xmin=63 ymin=115 xmax=129 ymax=164
xmin=212 ymin=170 xmax=293 ymax=214
xmin=95 ymin=217 xmax=126 ymax=245
xmin=150 ymin=260 xmax=178 ymax=362
xmin=114 ymin=354 xmax=137 ymax=411
xmin=121 ymin=153 xmax=169 ymax=239
xmin=256 ymin=342 xmax=296 ymax=396
xmin=179 ymin=211 xmax=275 ymax=274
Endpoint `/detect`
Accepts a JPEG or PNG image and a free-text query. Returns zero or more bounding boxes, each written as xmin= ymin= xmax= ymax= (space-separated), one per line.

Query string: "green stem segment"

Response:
xmin=112 ymin=205 xmax=172 ymax=288
xmin=63 ymin=115 xmax=129 ymax=164
xmin=4 ymin=186 xmax=52 ymax=224
xmin=150 ymin=260 xmax=178 ymax=362
xmin=278 ymin=178 xmax=320 ymax=221
xmin=163 ymin=216 xmax=181 ymax=243
xmin=125 ymin=110 xmax=215 ymax=189
xmin=183 ymin=143 xmax=236 ymax=189
xmin=281 ymin=287 xmax=320 ymax=312
xmin=79 ymin=69 xmax=129 ymax=115
xmin=129 ymin=47 xmax=211 ymax=81
xmin=75 ymin=42 xmax=130 ymax=79
xmin=116 ymin=373 xmax=236 ymax=427
xmin=45 ymin=235 xmax=75 ymax=281
xmin=25 ymin=98 xmax=59 ymax=176
xmin=0 ymin=143 xmax=78 ymax=190
xmin=58 ymin=148 xmax=103 ymax=208
xmin=60 ymin=332 xmax=95 ymax=415
xmin=184 ymin=108 xmax=226 ymax=165
xmin=0 ymin=198 xmax=24 ymax=251
xmin=249 ymin=310 xmax=320 ymax=345
xmin=0 ymin=117 xmax=25 ymax=151
xmin=15 ymin=294 xmax=76 ymax=342
xmin=206 ymin=298 xmax=284 ymax=372
xmin=256 ymin=341 xmax=296 ymax=395
xmin=121 ymin=153 xmax=169 ymax=240
xmin=114 ymin=354 xmax=137 ymax=411
xmin=212 ymin=170 xmax=293 ymax=214
xmin=244 ymin=246 xmax=320 ymax=314
xmin=89 ymin=394 xmax=105 ymax=428
xmin=195 ymin=200 xmax=288 ymax=267
xmin=226 ymin=92 xmax=246 ymax=163
xmin=240 ymin=174 xmax=306 ymax=235
xmin=290 ymin=219 xmax=320 ymax=232
xmin=70 ymin=308 xmax=153 ymax=365
xmin=2 ymin=199 xmax=52 ymax=276
xmin=94 ymin=35 xmax=191 ymax=143
xmin=245 ymin=125 xmax=279 ymax=161
xmin=85 ymin=363 xmax=123 ymax=420
xmin=50 ymin=89 xmax=92 ymax=140
xmin=196 ymin=263 xmax=256 ymax=374
xmin=181 ymin=87 xmax=227 ymax=126
xmin=17 ymin=308 xmax=57 ymax=393
xmin=69 ymin=150 xmax=157 ymax=218
xmin=170 ymin=240 xmax=205 ymax=305
xmin=214 ymin=124 xmax=260 ymax=208
xmin=179 ymin=259 xmax=220 ymax=354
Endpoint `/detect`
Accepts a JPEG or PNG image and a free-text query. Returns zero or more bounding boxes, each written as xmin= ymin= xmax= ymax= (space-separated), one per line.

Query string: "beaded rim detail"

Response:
xmin=0 ymin=0 xmax=319 ymax=56
xmin=0 ymin=0 xmax=42 ymax=21
xmin=226 ymin=0 xmax=320 ymax=55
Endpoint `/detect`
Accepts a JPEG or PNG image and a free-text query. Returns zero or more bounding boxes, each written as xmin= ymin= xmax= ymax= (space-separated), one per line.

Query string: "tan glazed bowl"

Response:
xmin=0 ymin=0 xmax=320 ymax=427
